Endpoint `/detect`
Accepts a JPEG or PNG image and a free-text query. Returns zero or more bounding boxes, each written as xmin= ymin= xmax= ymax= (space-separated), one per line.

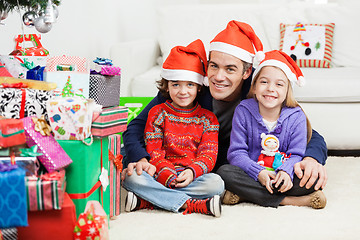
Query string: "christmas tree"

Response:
xmin=62 ymin=76 xmax=74 ymax=97
xmin=0 ymin=0 xmax=60 ymax=12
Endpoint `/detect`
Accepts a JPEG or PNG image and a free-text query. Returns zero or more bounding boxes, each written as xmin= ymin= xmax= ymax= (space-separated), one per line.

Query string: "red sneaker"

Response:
xmin=183 ymin=195 xmax=221 ymax=217
xmin=125 ymin=192 xmax=154 ymax=212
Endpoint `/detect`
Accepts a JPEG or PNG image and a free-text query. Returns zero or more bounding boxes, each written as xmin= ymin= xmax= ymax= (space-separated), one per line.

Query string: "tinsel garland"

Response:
xmin=0 ymin=0 xmax=60 ymax=12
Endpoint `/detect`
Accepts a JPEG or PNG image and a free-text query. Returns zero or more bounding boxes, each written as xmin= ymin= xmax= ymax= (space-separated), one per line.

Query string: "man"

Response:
xmin=122 ymin=20 xmax=327 ymax=207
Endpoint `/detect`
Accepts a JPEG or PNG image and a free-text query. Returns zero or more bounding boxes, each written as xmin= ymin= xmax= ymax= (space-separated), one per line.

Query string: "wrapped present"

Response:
xmin=58 ymin=137 xmax=110 ymax=217
xmin=0 ymin=55 xmax=47 ymax=79
xmin=0 ymin=155 xmax=39 ymax=176
xmin=89 ymin=74 xmax=121 ymax=107
xmin=25 ymin=170 xmax=66 ymax=211
xmin=21 ymin=117 xmax=72 ymax=173
xmin=0 ymin=118 xmax=26 ymax=148
xmin=119 ymin=96 xmax=154 ymax=124
xmin=0 ymin=77 xmax=56 ymax=91
xmin=0 ymin=164 xmax=28 ymax=228
xmin=26 ymin=65 xmax=45 ymax=81
xmin=108 ymin=134 xmax=122 ymax=218
xmin=47 ymin=97 xmax=94 ymax=140
xmin=0 ymin=86 xmax=53 ymax=119
xmin=73 ymin=201 xmax=109 ymax=240
xmin=0 ymin=62 xmax=12 ymax=77
xmin=91 ymin=106 xmax=128 ymax=137
xmin=0 ymin=228 xmax=18 ymax=240
xmin=44 ymin=55 xmax=90 ymax=98
xmin=18 ymin=193 xmax=77 ymax=240
xmin=9 ymin=34 xmax=49 ymax=57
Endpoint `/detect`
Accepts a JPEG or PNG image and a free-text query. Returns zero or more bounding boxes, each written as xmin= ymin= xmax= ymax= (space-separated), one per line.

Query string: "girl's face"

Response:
xmin=168 ymin=80 xmax=200 ymax=109
xmin=253 ymin=66 xmax=289 ymax=115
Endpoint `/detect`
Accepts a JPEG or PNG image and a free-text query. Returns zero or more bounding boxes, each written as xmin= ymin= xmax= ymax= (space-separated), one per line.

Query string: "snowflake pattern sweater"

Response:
xmin=144 ymin=100 xmax=219 ymax=188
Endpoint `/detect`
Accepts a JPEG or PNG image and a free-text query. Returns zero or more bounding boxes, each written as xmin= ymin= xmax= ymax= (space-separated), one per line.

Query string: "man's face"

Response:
xmin=207 ymin=51 xmax=251 ymax=102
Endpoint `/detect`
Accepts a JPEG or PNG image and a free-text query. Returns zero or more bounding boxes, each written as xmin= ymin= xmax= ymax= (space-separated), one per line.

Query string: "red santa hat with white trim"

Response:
xmin=252 ymin=50 xmax=306 ymax=87
xmin=209 ymin=20 xmax=265 ymax=64
xmin=161 ymin=39 xmax=207 ymax=85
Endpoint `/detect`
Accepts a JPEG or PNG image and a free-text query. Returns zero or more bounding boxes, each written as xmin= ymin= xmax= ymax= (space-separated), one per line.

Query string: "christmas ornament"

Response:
xmin=22 ymin=11 xmax=38 ymax=27
xmin=44 ymin=0 xmax=55 ymax=23
xmin=53 ymin=5 xmax=59 ymax=19
xmin=34 ymin=15 xmax=52 ymax=33
xmin=0 ymin=10 xmax=8 ymax=21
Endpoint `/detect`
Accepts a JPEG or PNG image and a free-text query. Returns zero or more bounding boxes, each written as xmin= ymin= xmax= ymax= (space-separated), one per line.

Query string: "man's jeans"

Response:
xmin=123 ymin=170 xmax=224 ymax=212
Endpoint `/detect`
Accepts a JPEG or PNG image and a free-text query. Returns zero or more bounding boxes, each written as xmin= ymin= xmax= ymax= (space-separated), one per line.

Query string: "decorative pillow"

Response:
xmin=279 ymin=22 xmax=335 ymax=68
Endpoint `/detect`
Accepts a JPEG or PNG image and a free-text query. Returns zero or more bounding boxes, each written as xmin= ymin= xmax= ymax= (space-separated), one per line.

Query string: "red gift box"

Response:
xmin=0 ymin=118 xmax=26 ymax=148
xmin=18 ymin=193 xmax=77 ymax=240
xmin=0 ymin=62 xmax=12 ymax=77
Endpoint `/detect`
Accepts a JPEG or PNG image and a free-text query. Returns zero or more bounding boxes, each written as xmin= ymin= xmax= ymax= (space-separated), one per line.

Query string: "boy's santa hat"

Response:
xmin=253 ymin=50 xmax=305 ymax=87
xmin=209 ymin=20 xmax=264 ymax=64
xmin=161 ymin=39 xmax=207 ymax=85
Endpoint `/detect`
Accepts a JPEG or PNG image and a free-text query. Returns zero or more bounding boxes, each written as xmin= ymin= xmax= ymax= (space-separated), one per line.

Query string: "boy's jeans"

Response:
xmin=122 ymin=170 xmax=224 ymax=212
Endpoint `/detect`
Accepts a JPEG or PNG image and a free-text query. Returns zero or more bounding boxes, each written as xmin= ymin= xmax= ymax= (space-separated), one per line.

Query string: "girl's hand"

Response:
xmin=258 ymin=170 xmax=276 ymax=194
xmin=174 ymin=169 xmax=194 ymax=188
xmin=274 ymin=171 xmax=293 ymax=193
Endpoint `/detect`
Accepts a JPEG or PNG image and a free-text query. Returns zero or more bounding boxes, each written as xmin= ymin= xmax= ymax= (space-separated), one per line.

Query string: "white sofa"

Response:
xmin=110 ymin=2 xmax=360 ymax=150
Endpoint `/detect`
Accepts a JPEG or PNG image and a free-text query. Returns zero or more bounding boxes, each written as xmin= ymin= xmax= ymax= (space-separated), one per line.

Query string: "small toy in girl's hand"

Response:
xmin=257 ymin=133 xmax=290 ymax=171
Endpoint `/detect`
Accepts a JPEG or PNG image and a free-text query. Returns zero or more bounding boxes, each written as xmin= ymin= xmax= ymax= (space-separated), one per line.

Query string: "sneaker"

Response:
xmin=183 ymin=195 xmax=221 ymax=217
xmin=309 ymin=190 xmax=327 ymax=209
xmin=222 ymin=190 xmax=241 ymax=205
xmin=125 ymin=191 xmax=154 ymax=212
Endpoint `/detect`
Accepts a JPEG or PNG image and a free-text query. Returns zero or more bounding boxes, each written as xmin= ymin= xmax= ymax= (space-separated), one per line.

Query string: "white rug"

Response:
xmin=109 ymin=156 xmax=360 ymax=240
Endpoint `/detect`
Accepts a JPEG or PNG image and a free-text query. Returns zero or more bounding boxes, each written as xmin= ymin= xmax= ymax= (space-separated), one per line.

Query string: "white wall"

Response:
xmin=0 ymin=0 xmax=199 ymax=61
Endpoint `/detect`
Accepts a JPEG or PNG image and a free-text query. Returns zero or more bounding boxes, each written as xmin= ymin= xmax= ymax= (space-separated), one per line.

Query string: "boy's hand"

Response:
xmin=174 ymin=169 xmax=194 ymax=188
xmin=258 ymin=170 xmax=276 ymax=194
xmin=273 ymin=170 xmax=293 ymax=193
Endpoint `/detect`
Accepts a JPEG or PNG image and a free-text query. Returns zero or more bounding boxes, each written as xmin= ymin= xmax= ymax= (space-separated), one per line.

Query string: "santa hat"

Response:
xmin=209 ymin=20 xmax=264 ymax=64
xmin=252 ymin=50 xmax=305 ymax=87
xmin=161 ymin=39 xmax=207 ymax=85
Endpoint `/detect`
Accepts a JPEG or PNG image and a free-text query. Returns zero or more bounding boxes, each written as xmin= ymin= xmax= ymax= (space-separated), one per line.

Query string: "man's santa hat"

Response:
xmin=161 ymin=39 xmax=207 ymax=85
xmin=209 ymin=20 xmax=264 ymax=64
xmin=253 ymin=50 xmax=305 ymax=87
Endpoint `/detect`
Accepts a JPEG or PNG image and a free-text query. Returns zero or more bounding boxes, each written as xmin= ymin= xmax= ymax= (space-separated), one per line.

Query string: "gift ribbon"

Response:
xmin=68 ymin=139 xmax=106 ymax=205
xmin=1 ymin=82 xmax=28 ymax=88
xmin=32 ymin=116 xmax=52 ymax=136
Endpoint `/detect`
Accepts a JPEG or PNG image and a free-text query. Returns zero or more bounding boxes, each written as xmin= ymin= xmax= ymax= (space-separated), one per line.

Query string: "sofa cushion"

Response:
xmin=279 ymin=22 xmax=335 ymax=68
xmin=294 ymin=67 xmax=360 ymax=102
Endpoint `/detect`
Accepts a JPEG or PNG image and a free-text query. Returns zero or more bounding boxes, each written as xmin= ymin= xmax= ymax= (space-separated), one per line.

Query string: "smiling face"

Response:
xmin=207 ymin=51 xmax=252 ymax=102
xmin=252 ymin=66 xmax=289 ymax=117
xmin=168 ymin=80 xmax=200 ymax=109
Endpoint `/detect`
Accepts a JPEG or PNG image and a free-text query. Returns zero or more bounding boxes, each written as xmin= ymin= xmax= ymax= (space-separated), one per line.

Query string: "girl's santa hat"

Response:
xmin=253 ymin=50 xmax=306 ymax=87
xmin=209 ymin=20 xmax=264 ymax=64
xmin=161 ymin=39 xmax=207 ymax=85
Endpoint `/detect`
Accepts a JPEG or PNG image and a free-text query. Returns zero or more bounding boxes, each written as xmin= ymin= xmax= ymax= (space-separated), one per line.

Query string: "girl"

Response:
xmin=225 ymin=50 xmax=326 ymax=209
xmin=123 ymin=39 xmax=224 ymax=217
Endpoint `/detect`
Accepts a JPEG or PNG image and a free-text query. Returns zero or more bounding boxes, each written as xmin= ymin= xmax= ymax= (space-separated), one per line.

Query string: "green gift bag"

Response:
xmin=58 ymin=137 xmax=110 ymax=218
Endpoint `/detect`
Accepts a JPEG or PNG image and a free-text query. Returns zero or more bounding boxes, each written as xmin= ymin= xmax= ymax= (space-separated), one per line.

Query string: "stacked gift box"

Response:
xmin=0 ymin=39 xmax=128 ymax=239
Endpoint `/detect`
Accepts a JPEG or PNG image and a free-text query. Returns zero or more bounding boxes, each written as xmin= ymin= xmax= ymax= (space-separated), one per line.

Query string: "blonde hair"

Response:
xmin=248 ymin=67 xmax=312 ymax=142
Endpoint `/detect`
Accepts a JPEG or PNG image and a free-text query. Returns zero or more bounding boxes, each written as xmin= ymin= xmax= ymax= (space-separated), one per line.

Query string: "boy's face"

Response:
xmin=168 ymin=80 xmax=200 ymax=109
xmin=207 ymin=51 xmax=251 ymax=102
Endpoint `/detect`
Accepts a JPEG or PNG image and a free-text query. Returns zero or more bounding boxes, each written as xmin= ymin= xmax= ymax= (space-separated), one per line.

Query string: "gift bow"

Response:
xmin=1 ymin=82 xmax=28 ymax=88
xmin=0 ymin=163 xmax=18 ymax=172
xmin=109 ymin=150 xmax=123 ymax=172
xmin=40 ymin=170 xmax=65 ymax=181
xmin=20 ymin=145 xmax=43 ymax=157
xmin=93 ymin=57 xmax=113 ymax=66
xmin=32 ymin=116 xmax=52 ymax=136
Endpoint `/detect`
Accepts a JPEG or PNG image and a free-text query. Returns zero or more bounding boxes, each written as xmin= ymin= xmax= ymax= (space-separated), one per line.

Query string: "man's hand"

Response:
xmin=294 ymin=157 xmax=327 ymax=190
xmin=121 ymin=158 xmax=156 ymax=181
xmin=174 ymin=169 xmax=194 ymax=188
